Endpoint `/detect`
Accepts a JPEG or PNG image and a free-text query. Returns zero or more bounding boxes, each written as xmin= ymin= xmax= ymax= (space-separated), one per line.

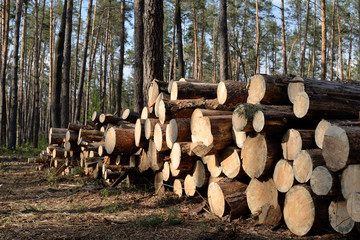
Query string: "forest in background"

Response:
xmin=0 ymin=0 xmax=359 ymax=149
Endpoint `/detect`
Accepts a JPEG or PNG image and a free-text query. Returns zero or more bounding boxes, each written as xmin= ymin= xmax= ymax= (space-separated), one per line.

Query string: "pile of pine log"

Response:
xmin=29 ymin=75 xmax=360 ymax=236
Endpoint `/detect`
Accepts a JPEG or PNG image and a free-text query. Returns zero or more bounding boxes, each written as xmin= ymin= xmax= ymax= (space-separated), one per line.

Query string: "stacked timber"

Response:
xmin=29 ymin=75 xmax=360 ymax=237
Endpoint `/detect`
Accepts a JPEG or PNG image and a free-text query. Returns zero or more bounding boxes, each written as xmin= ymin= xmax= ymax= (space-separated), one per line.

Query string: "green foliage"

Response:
xmin=138 ymin=214 xmax=164 ymax=228
xmin=47 ymin=175 xmax=56 ymax=186
xmin=234 ymin=104 xmax=263 ymax=120
xmin=101 ymin=203 xmax=123 ymax=213
xmin=100 ymin=188 xmax=110 ymax=198
xmin=165 ymin=208 xmax=184 ymax=226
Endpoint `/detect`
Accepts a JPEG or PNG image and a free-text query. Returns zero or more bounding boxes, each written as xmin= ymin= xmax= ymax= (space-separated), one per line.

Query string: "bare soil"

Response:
xmin=0 ymin=155 xmax=353 ymax=240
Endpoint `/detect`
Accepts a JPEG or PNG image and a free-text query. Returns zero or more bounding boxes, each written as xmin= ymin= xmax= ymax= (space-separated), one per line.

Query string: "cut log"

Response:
xmin=68 ymin=123 xmax=88 ymax=131
xmin=53 ymin=148 xmax=66 ymax=159
xmin=293 ymin=91 xmax=360 ymax=119
xmin=154 ymin=92 xmax=170 ymax=117
xmin=49 ymin=127 xmax=68 ymax=135
xmin=208 ymin=178 xmax=248 ymax=219
xmin=341 ymin=164 xmax=360 ymax=200
xmin=162 ymin=161 xmax=170 ymax=181
xmin=315 ymin=119 xmax=332 ymax=149
xmin=241 ymin=133 xmax=281 ymax=178
xmin=104 ymin=170 xmax=123 ymax=180
xmin=217 ymin=80 xmax=247 ymax=106
xmin=273 ymin=159 xmax=294 ymax=193
xmin=49 ymin=133 xmax=65 ymax=145
xmin=144 ymin=118 xmax=158 ymax=140
xmin=129 ymin=155 xmax=139 ymax=168
xmin=310 ymin=166 xmax=341 ymax=196
xmin=170 ymin=81 xmax=218 ymax=100
xmin=46 ymin=144 xmax=58 ymax=154
xmin=65 ymin=130 xmax=78 ymax=142
xmin=323 ymin=126 xmax=360 ymax=172
xmin=134 ymin=119 xmax=147 ymax=148
xmin=247 ymin=74 xmax=291 ymax=105
xmin=78 ymin=129 xmax=104 ymax=142
xmin=232 ymin=105 xmax=255 ymax=133
xmin=220 ymin=147 xmax=244 ymax=179
xmin=86 ymin=141 xmax=105 ymax=151
xmin=98 ymin=145 xmax=107 ymax=157
xmin=293 ymin=149 xmax=324 ymax=184
xmin=122 ymin=109 xmax=140 ymax=123
xmin=104 ymin=127 xmax=138 ymax=155
xmin=148 ymin=79 xmax=169 ymax=107
xmin=28 ymin=157 xmax=47 ymax=164
xmin=283 ymin=185 xmax=329 ymax=236
xmin=148 ymin=140 xmax=167 ymax=171
xmin=170 ymin=143 xmax=197 ymax=171
xmin=281 ymin=129 xmax=316 ymax=161
xmin=99 ymin=113 xmax=122 ymax=124
xmin=203 ymin=154 xmax=223 ymax=178
xmin=64 ymin=141 xmax=80 ymax=152
xmin=154 ymin=122 xmax=169 ymax=152
xmin=102 ymin=164 xmax=123 ymax=176
xmin=141 ymin=106 xmax=155 ymax=120
xmin=190 ymin=141 xmax=215 ymax=157
xmin=166 ymin=118 xmax=191 ymax=144
xmin=192 ymin=160 xmax=208 ymax=188
xmin=173 ymin=179 xmax=183 ymax=197
xmin=232 ymin=128 xmax=247 ymax=149
xmin=288 ymin=76 xmax=360 ymax=103
xmin=138 ymin=149 xmax=150 ymax=173
xmin=246 ymin=177 xmax=282 ymax=225
xmin=191 ymin=111 xmax=233 ymax=150
xmin=346 ymin=192 xmax=360 ymax=222
xmin=91 ymin=111 xmax=101 ymax=123
xmin=184 ymin=174 xmax=196 ymax=196
xmin=328 ymin=198 xmax=355 ymax=234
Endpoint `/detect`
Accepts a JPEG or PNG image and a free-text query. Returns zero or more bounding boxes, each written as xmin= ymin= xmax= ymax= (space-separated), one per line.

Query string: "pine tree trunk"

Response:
xmin=71 ymin=0 xmax=83 ymax=122
xmin=337 ymin=1 xmax=343 ymax=80
xmin=281 ymin=0 xmax=287 ymax=75
xmin=52 ymin=0 xmax=67 ymax=128
xmin=193 ymin=7 xmax=198 ymax=80
xmin=300 ymin=0 xmax=310 ymax=77
xmin=255 ymin=0 xmax=260 ymax=74
xmin=143 ymin=0 xmax=164 ymax=105
xmin=134 ymin=0 xmax=144 ymax=113
xmin=219 ymin=0 xmax=229 ymax=81
xmin=320 ymin=0 xmax=327 ymax=80
xmin=75 ymin=0 xmax=93 ymax=122
xmin=212 ymin=17 xmax=217 ymax=83
xmin=347 ymin=28 xmax=352 ymax=79
xmin=116 ymin=0 xmax=125 ymax=116
xmin=33 ymin=0 xmax=41 ymax=147
xmin=8 ymin=0 xmax=23 ymax=149
xmin=329 ymin=0 xmax=335 ymax=81
xmin=175 ymin=0 xmax=185 ymax=78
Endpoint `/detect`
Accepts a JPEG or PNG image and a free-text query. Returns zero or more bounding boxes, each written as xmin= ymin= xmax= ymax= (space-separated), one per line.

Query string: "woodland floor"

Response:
xmin=0 ymin=153 xmax=356 ymax=240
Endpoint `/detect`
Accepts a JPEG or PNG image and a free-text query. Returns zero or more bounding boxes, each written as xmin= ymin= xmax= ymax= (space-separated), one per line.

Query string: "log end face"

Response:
xmin=173 ymin=179 xmax=183 ymax=197
xmin=281 ymin=129 xmax=302 ymax=161
xmin=247 ymin=75 xmax=265 ymax=104
xmin=284 ymin=185 xmax=315 ymax=236
xmin=293 ymin=91 xmax=309 ymax=118
xmin=205 ymin=154 xmax=222 ymax=178
xmin=310 ymin=166 xmax=332 ymax=196
xmin=341 ymin=164 xmax=360 ymax=200
xmin=168 ymin=119 xmax=178 ymax=143
xmin=347 ymin=192 xmax=360 ymax=222
xmin=141 ymin=107 xmax=149 ymax=120
xmin=144 ymin=119 xmax=152 ymax=140
xmin=170 ymin=143 xmax=181 ymax=170
xmin=322 ymin=126 xmax=349 ymax=172
xmin=217 ymin=81 xmax=227 ymax=105
xmin=154 ymin=124 xmax=163 ymax=152
xmin=162 ymin=161 xmax=170 ymax=181
xmin=122 ymin=109 xmax=130 ymax=119
xmin=99 ymin=114 xmax=106 ymax=123
xmin=287 ymin=77 xmax=305 ymax=104
xmin=232 ymin=109 xmax=248 ymax=132
xmin=315 ymin=120 xmax=332 ymax=149
xmin=252 ymin=111 xmax=265 ymax=133
xmin=293 ymin=150 xmax=313 ymax=183
xmin=221 ymin=150 xmax=241 ymax=179
xmin=232 ymin=128 xmax=247 ymax=149
xmin=91 ymin=111 xmax=99 ymax=122
xmin=242 ymin=133 xmax=267 ymax=178
xmin=135 ymin=119 xmax=142 ymax=147
xmin=208 ymin=182 xmax=225 ymax=217
xmin=193 ymin=160 xmax=206 ymax=188
xmin=184 ymin=174 xmax=196 ymax=196
xmin=104 ymin=127 xmax=116 ymax=154
xmin=170 ymin=82 xmax=178 ymax=100
xmin=329 ymin=199 xmax=355 ymax=234
xmin=273 ymin=159 xmax=294 ymax=193
xmin=158 ymin=100 xmax=166 ymax=125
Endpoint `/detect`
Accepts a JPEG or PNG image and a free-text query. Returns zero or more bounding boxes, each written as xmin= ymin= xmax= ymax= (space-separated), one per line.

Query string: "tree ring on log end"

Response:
xmin=208 ymin=182 xmax=225 ymax=217
xmin=170 ymin=82 xmax=179 ymax=100
xmin=293 ymin=91 xmax=309 ymax=118
xmin=315 ymin=119 xmax=331 ymax=149
xmin=104 ymin=127 xmax=116 ymax=155
xmin=287 ymin=76 xmax=305 ymax=104
xmin=329 ymin=199 xmax=354 ymax=234
xmin=184 ymin=174 xmax=196 ymax=196
xmin=273 ymin=159 xmax=294 ymax=193
xmin=173 ymin=179 xmax=183 ymax=197
xmin=247 ymin=75 xmax=266 ymax=104
xmin=293 ymin=150 xmax=312 ymax=183
xmin=252 ymin=110 xmax=265 ymax=133
xmin=217 ymin=81 xmax=227 ymax=105
xmin=347 ymin=192 xmax=360 ymax=222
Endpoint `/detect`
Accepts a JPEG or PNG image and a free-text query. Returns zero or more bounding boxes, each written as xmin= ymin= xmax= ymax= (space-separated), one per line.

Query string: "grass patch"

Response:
xmin=0 ymin=137 xmax=48 ymax=159
xmin=139 ymin=214 xmax=164 ymax=227
xmin=166 ymin=208 xmax=183 ymax=226
xmin=74 ymin=204 xmax=89 ymax=213
xmin=100 ymin=188 xmax=110 ymax=198
xmin=101 ymin=203 xmax=124 ymax=213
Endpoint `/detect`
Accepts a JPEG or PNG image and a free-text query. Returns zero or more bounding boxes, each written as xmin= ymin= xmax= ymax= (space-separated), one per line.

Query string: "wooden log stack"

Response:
xmin=29 ymin=75 xmax=360 ymax=237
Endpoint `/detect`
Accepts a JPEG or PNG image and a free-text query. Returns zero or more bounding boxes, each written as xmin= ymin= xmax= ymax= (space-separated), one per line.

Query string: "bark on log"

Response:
xmin=281 ymin=129 xmax=316 ymax=161
xmin=50 ymin=128 xmax=68 ymax=135
xmin=273 ymin=159 xmax=294 ymax=193
xmin=217 ymin=80 xmax=247 ymax=106
xmin=294 ymin=149 xmax=324 ymax=184
xmin=138 ymin=149 xmax=150 ymax=173
xmin=166 ymin=118 xmax=191 ymax=145
xmin=283 ymin=185 xmax=329 ymax=236
xmin=170 ymin=81 xmax=218 ymax=100
xmin=293 ymin=91 xmax=360 ymax=119
xmin=91 ymin=111 xmax=101 ymax=123
xmin=65 ymin=130 xmax=78 ymax=142
xmin=323 ymin=126 xmax=360 ymax=172
xmin=53 ymin=148 xmax=66 ymax=159
xmin=104 ymin=127 xmax=138 ymax=155
xmin=190 ymin=141 xmax=215 ymax=157
xmin=86 ymin=141 xmax=104 ymax=151
xmin=246 ymin=177 xmax=282 ymax=225
xmin=49 ymin=133 xmax=65 ymax=145
xmin=341 ymin=164 xmax=360 ymax=200
xmin=241 ymin=133 xmax=281 ymax=178
xmin=99 ymin=113 xmax=122 ymax=125
xmin=328 ymin=198 xmax=355 ymax=234
xmin=208 ymin=178 xmax=248 ymax=219
xmin=78 ymin=129 xmax=104 ymax=142
xmin=247 ymin=74 xmax=291 ymax=105
xmin=122 ymin=109 xmax=140 ymax=123
xmin=288 ymin=76 xmax=360 ymax=104
xmin=68 ymin=123 xmax=88 ymax=131
xmin=170 ymin=142 xmax=197 ymax=171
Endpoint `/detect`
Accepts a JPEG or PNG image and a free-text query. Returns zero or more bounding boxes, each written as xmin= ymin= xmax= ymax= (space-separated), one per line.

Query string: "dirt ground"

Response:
xmin=0 ymin=155 xmax=354 ymax=240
